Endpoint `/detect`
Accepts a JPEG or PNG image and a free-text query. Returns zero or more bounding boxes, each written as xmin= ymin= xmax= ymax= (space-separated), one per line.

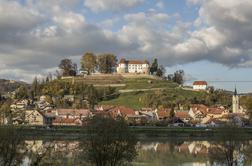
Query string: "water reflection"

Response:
xmin=1 ymin=128 xmax=252 ymax=166
xmin=0 ymin=139 xmax=245 ymax=166
xmin=135 ymin=140 xmax=252 ymax=166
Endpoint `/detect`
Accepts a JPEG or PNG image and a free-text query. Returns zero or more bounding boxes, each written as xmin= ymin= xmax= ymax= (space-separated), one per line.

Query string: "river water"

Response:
xmin=14 ymin=139 xmax=252 ymax=166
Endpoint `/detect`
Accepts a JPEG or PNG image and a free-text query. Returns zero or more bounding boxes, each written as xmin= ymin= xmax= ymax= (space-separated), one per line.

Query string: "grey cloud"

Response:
xmin=1 ymin=0 xmax=252 ymax=82
xmin=191 ymin=0 xmax=252 ymax=66
xmin=0 ymin=1 xmax=43 ymax=33
xmin=84 ymin=0 xmax=144 ymax=12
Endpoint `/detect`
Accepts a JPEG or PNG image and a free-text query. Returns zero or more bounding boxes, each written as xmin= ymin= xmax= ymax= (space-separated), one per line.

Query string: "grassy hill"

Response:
xmin=100 ymin=87 xmax=208 ymax=109
xmin=61 ymin=74 xmax=178 ymax=90
xmin=54 ymin=74 xmax=230 ymax=109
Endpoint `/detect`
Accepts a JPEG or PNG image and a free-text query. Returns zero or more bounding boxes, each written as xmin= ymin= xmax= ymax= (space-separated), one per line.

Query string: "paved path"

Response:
xmin=118 ymin=88 xmax=166 ymax=93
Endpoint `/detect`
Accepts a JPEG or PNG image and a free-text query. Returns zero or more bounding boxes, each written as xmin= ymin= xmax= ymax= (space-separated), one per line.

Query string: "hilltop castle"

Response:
xmin=116 ymin=58 xmax=150 ymax=74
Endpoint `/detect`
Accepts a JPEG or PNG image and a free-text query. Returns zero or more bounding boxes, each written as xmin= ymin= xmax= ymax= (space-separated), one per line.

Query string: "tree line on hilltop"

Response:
xmin=58 ymin=53 xmax=118 ymax=77
xmin=57 ymin=52 xmax=175 ymax=80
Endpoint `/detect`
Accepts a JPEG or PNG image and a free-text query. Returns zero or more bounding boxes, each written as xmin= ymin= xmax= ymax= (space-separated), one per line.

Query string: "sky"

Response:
xmin=0 ymin=0 xmax=252 ymax=92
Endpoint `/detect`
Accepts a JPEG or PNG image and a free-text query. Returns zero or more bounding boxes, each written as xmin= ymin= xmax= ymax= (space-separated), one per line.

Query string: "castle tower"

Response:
xmin=117 ymin=58 xmax=127 ymax=73
xmin=232 ymin=87 xmax=240 ymax=113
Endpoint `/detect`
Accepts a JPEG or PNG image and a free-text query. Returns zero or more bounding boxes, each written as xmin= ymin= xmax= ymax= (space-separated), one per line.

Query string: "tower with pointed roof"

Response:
xmin=232 ymin=86 xmax=240 ymax=113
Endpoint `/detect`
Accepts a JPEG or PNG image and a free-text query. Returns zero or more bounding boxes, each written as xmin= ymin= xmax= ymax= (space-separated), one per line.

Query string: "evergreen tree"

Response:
xmin=150 ymin=58 xmax=158 ymax=75
xmin=86 ymin=85 xmax=98 ymax=110
xmin=31 ymin=77 xmax=39 ymax=99
xmin=15 ymin=85 xmax=29 ymax=99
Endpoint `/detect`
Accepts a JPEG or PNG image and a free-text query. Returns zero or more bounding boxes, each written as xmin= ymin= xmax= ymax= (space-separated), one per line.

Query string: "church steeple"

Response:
xmin=234 ymin=86 xmax=237 ymax=96
xmin=232 ymin=86 xmax=240 ymax=113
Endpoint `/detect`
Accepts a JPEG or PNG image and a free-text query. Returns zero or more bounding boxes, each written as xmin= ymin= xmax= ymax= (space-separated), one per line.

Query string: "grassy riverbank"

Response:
xmin=9 ymin=126 xmax=252 ymax=140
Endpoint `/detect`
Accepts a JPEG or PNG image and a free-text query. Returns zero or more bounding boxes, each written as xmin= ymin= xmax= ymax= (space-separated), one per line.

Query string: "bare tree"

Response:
xmin=208 ymin=125 xmax=245 ymax=166
xmin=82 ymin=116 xmax=137 ymax=166
xmin=0 ymin=126 xmax=24 ymax=166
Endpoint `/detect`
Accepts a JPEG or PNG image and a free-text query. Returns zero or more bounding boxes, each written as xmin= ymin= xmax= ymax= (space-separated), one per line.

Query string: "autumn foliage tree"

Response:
xmin=240 ymin=96 xmax=252 ymax=122
xmin=81 ymin=52 xmax=97 ymax=75
xmin=97 ymin=54 xmax=117 ymax=73
xmin=58 ymin=59 xmax=77 ymax=76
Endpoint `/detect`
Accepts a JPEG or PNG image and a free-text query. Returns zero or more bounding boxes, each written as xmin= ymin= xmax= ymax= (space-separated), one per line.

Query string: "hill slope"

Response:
xmin=51 ymin=74 xmax=231 ymax=109
xmin=0 ymin=79 xmax=28 ymax=94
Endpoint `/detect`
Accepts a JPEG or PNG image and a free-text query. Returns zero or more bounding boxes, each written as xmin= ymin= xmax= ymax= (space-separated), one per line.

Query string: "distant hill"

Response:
xmin=0 ymin=79 xmax=29 ymax=94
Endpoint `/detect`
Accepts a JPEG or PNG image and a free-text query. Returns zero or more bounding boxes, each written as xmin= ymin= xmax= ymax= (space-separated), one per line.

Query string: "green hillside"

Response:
xmin=100 ymin=88 xmax=208 ymax=109
xmin=100 ymin=91 xmax=147 ymax=109
xmin=60 ymin=74 xmax=178 ymax=90
xmin=50 ymin=74 xmax=231 ymax=109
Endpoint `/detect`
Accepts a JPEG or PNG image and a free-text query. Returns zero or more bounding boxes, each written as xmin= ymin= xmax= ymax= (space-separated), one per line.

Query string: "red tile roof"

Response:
xmin=222 ymin=113 xmax=245 ymax=118
xmin=53 ymin=118 xmax=81 ymax=125
xmin=191 ymin=104 xmax=209 ymax=115
xmin=175 ymin=111 xmax=190 ymax=119
xmin=119 ymin=58 xmax=126 ymax=63
xmin=119 ymin=59 xmax=149 ymax=65
xmin=95 ymin=105 xmax=116 ymax=111
xmin=193 ymin=81 xmax=208 ymax=85
xmin=208 ymin=108 xmax=224 ymax=115
xmin=157 ymin=109 xmax=171 ymax=119
xmin=112 ymin=106 xmax=136 ymax=117
xmin=56 ymin=109 xmax=90 ymax=116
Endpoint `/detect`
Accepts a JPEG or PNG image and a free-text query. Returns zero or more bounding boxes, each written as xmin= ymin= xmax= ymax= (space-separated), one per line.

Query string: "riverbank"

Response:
xmin=6 ymin=126 xmax=252 ymax=140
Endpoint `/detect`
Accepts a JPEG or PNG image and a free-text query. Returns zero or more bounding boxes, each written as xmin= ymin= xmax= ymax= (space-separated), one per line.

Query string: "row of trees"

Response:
xmin=149 ymin=58 xmax=166 ymax=77
xmin=81 ymin=53 xmax=117 ymax=74
xmin=167 ymin=70 xmax=185 ymax=85
xmin=21 ymin=77 xmax=117 ymax=109
xmin=59 ymin=53 xmax=117 ymax=76
xmin=149 ymin=58 xmax=185 ymax=84
xmin=58 ymin=53 xmax=168 ymax=78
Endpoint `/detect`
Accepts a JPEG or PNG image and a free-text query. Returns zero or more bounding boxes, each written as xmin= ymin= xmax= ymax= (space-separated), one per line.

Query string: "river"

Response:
xmin=12 ymin=138 xmax=252 ymax=166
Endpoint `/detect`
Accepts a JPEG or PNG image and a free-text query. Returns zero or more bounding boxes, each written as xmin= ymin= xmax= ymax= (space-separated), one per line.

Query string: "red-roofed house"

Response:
xmin=156 ymin=109 xmax=171 ymax=120
xmin=55 ymin=109 xmax=91 ymax=119
xmin=189 ymin=104 xmax=209 ymax=120
xmin=193 ymin=81 xmax=208 ymax=90
xmin=53 ymin=118 xmax=82 ymax=126
xmin=175 ymin=111 xmax=191 ymax=123
xmin=110 ymin=106 xmax=136 ymax=119
xmin=207 ymin=108 xmax=227 ymax=118
xmin=95 ymin=105 xmax=116 ymax=112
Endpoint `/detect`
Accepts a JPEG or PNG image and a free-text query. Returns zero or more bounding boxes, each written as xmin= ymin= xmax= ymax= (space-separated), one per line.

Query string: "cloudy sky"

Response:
xmin=1 ymin=0 xmax=252 ymax=92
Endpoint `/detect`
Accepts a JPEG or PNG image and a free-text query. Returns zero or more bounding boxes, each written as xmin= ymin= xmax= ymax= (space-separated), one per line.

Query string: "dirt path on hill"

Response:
xmin=118 ymin=88 xmax=167 ymax=93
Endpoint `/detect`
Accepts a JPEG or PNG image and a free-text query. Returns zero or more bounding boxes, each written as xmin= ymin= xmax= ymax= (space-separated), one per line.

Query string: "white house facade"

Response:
xmin=117 ymin=58 xmax=150 ymax=74
xmin=193 ymin=81 xmax=208 ymax=90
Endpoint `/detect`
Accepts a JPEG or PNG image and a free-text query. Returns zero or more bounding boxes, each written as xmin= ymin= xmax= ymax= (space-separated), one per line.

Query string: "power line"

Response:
xmin=208 ymin=81 xmax=252 ymax=83
xmin=186 ymin=80 xmax=252 ymax=83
